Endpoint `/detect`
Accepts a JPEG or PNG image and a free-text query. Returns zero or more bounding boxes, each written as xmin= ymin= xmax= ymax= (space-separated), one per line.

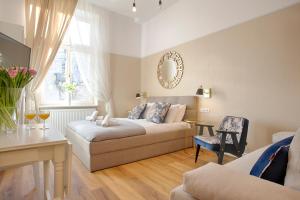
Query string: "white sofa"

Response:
xmin=170 ymin=132 xmax=300 ymax=200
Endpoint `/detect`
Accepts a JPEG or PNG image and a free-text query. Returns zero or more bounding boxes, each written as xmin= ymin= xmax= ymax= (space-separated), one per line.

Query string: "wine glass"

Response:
xmin=25 ymin=111 xmax=36 ymax=130
xmin=38 ymin=111 xmax=50 ymax=130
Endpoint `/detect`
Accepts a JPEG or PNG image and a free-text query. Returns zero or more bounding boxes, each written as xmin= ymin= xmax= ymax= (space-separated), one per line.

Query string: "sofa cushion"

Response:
xmin=183 ymin=162 xmax=300 ymax=200
xmin=225 ymin=146 xmax=269 ymax=174
xmin=250 ymin=136 xmax=293 ymax=178
xmin=285 ymin=130 xmax=300 ymax=191
xmin=272 ymin=131 xmax=296 ymax=143
xmin=261 ymin=145 xmax=289 ymax=185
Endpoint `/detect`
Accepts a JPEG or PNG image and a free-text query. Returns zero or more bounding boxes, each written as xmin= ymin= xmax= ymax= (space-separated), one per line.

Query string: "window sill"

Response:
xmin=39 ymin=105 xmax=97 ymax=110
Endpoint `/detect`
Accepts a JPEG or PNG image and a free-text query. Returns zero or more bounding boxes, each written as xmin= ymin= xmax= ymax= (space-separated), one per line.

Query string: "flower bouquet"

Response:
xmin=0 ymin=66 xmax=37 ymax=131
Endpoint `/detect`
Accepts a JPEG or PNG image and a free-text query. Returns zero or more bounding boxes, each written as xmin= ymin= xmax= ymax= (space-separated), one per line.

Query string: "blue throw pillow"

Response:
xmin=260 ymin=145 xmax=289 ymax=185
xmin=250 ymin=136 xmax=293 ymax=179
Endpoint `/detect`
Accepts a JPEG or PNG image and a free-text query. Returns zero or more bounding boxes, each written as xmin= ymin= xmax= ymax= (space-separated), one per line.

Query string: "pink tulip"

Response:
xmin=20 ymin=67 xmax=28 ymax=75
xmin=29 ymin=68 xmax=37 ymax=76
xmin=8 ymin=68 xmax=18 ymax=78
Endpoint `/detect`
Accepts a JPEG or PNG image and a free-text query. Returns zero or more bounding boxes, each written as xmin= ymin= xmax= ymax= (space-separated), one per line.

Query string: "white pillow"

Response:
xmin=165 ymin=104 xmax=180 ymax=123
xmin=284 ymin=129 xmax=300 ymax=190
xmin=142 ymin=102 xmax=154 ymax=119
xmin=174 ymin=104 xmax=186 ymax=122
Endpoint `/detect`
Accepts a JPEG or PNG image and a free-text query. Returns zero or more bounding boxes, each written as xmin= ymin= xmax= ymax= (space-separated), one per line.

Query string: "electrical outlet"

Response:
xmin=200 ymin=108 xmax=210 ymax=113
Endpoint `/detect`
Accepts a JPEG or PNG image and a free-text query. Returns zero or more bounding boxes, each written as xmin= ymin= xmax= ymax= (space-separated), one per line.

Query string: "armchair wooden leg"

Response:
xmin=195 ymin=145 xmax=201 ymax=163
xmin=218 ymin=150 xmax=224 ymax=164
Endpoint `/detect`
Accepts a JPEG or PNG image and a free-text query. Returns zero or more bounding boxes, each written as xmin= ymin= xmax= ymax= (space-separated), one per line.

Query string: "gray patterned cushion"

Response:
xmin=128 ymin=104 xmax=147 ymax=119
xmin=217 ymin=116 xmax=245 ymax=144
xmin=146 ymin=102 xmax=171 ymax=123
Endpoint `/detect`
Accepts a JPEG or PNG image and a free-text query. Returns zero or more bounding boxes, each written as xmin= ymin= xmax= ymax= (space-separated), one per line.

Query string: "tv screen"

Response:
xmin=0 ymin=32 xmax=31 ymax=67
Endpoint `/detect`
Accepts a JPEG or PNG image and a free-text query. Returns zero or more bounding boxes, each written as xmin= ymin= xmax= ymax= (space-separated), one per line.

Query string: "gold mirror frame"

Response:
xmin=157 ymin=51 xmax=184 ymax=89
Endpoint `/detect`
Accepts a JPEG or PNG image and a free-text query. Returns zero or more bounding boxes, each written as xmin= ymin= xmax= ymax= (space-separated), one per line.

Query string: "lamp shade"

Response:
xmin=196 ymin=88 xmax=203 ymax=95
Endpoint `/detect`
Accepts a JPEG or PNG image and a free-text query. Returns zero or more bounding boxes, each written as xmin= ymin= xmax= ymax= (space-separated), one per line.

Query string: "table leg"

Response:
xmin=33 ymin=162 xmax=43 ymax=199
xmin=43 ymin=160 xmax=50 ymax=200
xmin=64 ymin=142 xmax=72 ymax=195
xmin=208 ymin=127 xmax=214 ymax=136
xmin=54 ymin=161 xmax=65 ymax=199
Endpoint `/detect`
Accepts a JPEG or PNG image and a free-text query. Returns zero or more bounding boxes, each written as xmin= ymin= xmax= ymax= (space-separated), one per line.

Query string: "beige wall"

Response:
xmin=141 ymin=4 xmax=300 ymax=151
xmin=111 ymin=53 xmax=141 ymax=117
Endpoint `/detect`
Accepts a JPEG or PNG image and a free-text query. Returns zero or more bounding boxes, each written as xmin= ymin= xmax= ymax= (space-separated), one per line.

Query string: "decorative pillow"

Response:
xmin=284 ymin=130 xmax=300 ymax=190
xmin=128 ymin=104 xmax=146 ymax=119
xmin=146 ymin=102 xmax=171 ymax=123
xmin=164 ymin=104 xmax=180 ymax=123
xmin=250 ymin=136 xmax=294 ymax=178
xmin=261 ymin=145 xmax=289 ymax=185
xmin=174 ymin=104 xmax=186 ymax=122
xmin=141 ymin=102 xmax=154 ymax=119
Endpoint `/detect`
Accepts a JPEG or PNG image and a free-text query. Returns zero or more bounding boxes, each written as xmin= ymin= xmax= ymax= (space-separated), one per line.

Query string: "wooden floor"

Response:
xmin=0 ymin=148 xmax=234 ymax=200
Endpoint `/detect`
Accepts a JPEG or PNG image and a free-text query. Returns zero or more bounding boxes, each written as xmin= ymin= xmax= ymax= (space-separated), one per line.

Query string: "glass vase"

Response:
xmin=0 ymin=87 xmax=24 ymax=132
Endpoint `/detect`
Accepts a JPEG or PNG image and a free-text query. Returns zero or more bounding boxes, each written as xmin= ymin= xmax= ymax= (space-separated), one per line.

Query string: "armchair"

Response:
xmin=194 ymin=116 xmax=249 ymax=164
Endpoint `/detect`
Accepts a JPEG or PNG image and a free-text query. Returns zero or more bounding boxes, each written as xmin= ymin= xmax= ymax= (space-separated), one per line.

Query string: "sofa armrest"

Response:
xmin=183 ymin=163 xmax=300 ymax=200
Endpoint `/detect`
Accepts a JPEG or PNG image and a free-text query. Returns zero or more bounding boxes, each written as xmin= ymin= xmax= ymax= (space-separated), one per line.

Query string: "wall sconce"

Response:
xmin=196 ymin=86 xmax=211 ymax=98
xmin=136 ymin=92 xmax=147 ymax=99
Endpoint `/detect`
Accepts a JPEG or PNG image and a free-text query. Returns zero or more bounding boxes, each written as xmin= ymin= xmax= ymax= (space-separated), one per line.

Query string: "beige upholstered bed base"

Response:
xmin=67 ymin=127 xmax=194 ymax=171
xmin=67 ymin=96 xmax=199 ymax=172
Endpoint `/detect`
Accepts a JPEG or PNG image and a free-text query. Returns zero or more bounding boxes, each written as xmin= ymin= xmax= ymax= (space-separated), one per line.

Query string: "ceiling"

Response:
xmin=88 ymin=0 xmax=179 ymax=23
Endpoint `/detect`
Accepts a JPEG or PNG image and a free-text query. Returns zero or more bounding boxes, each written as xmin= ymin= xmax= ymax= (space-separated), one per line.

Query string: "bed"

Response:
xmin=66 ymin=96 xmax=199 ymax=172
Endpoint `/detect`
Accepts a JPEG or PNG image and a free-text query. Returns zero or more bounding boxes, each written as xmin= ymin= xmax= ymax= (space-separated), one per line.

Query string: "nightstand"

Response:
xmin=185 ymin=120 xmax=214 ymax=136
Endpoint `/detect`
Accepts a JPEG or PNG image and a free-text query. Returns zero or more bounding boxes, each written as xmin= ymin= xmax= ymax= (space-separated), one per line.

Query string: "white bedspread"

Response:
xmin=123 ymin=118 xmax=191 ymax=134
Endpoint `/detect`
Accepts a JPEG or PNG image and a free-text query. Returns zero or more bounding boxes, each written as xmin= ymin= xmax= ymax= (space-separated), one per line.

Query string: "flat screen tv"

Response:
xmin=0 ymin=32 xmax=31 ymax=67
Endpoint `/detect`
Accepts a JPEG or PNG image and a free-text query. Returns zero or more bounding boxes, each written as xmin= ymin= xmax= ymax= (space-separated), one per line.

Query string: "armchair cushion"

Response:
xmin=217 ymin=116 xmax=245 ymax=144
xmin=183 ymin=163 xmax=300 ymax=200
xmin=195 ymin=131 xmax=239 ymax=145
xmin=195 ymin=135 xmax=220 ymax=144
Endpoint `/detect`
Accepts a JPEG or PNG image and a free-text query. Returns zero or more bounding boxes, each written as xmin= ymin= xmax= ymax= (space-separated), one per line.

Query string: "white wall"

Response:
xmin=109 ymin=12 xmax=141 ymax=57
xmin=0 ymin=0 xmax=24 ymax=26
xmin=0 ymin=0 xmax=142 ymax=57
xmin=141 ymin=4 xmax=300 ymax=150
xmin=141 ymin=0 xmax=300 ymax=57
xmin=0 ymin=0 xmax=24 ymax=42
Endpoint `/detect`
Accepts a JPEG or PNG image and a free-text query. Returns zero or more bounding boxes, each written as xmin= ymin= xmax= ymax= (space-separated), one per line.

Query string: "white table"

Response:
xmin=0 ymin=125 xmax=71 ymax=200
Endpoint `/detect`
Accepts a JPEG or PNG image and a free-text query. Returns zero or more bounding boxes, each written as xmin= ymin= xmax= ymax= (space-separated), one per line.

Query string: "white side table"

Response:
xmin=272 ymin=131 xmax=296 ymax=143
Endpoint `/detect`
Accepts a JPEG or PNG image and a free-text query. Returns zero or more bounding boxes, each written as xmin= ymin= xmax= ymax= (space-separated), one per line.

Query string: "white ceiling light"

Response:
xmin=132 ymin=0 xmax=137 ymax=12
xmin=88 ymin=0 xmax=179 ymax=23
xmin=132 ymin=0 xmax=163 ymax=13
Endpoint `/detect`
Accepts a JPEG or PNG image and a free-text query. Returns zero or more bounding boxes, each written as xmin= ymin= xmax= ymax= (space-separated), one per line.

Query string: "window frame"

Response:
xmin=40 ymin=44 xmax=96 ymax=107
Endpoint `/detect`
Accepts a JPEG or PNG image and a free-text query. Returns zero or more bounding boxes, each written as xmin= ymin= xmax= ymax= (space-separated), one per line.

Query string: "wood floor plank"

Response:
xmin=0 ymin=148 xmax=235 ymax=200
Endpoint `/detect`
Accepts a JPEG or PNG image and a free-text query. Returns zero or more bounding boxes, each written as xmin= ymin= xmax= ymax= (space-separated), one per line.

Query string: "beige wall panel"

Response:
xmin=141 ymin=4 xmax=300 ymax=151
xmin=111 ymin=54 xmax=141 ymax=117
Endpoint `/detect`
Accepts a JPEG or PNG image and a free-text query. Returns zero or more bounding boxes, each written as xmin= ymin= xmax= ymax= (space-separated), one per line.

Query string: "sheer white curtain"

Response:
xmin=25 ymin=0 xmax=77 ymax=111
xmin=69 ymin=0 xmax=114 ymax=116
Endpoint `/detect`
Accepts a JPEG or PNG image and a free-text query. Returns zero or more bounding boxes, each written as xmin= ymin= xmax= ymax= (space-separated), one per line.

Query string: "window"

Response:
xmin=41 ymin=20 xmax=95 ymax=107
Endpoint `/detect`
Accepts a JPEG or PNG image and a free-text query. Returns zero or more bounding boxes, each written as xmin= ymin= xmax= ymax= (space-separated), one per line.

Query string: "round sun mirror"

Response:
xmin=157 ymin=51 xmax=184 ymax=89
